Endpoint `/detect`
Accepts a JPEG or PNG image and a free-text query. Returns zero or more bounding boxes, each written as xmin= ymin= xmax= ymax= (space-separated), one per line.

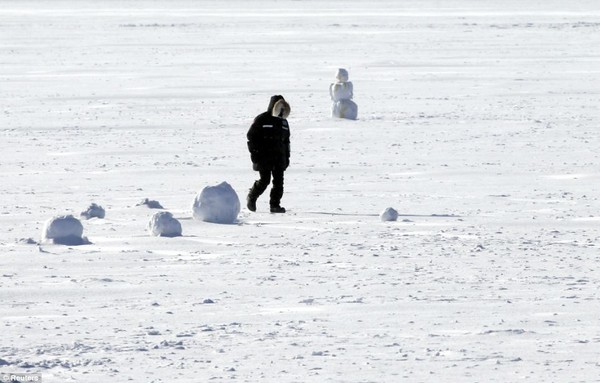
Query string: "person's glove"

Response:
xmin=252 ymin=162 xmax=261 ymax=171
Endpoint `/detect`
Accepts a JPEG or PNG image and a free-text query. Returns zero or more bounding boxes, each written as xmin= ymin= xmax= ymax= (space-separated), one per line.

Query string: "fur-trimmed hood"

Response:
xmin=272 ymin=99 xmax=291 ymax=119
xmin=267 ymin=95 xmax=284 ymax=113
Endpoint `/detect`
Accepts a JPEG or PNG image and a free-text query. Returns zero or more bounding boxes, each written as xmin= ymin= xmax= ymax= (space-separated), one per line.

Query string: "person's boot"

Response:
xmin=270 ymin=206 xmax=286 ymax=213
xmin=247 ymin=192 xmax=258 ymax=212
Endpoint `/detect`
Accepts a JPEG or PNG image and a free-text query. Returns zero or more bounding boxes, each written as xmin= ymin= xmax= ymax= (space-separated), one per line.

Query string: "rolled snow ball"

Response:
xmin=148 ymin=211 xmax=182 ymax=237
xmin=193 ymin=182 xmax=240 ymax=224
xmin=42 ymin=215 xmax=88 ymax=245
xmin=80 ymin=203 xmax=105 ymax=220
xmin=332 ymin=99 xmax=358 ymax=120
xmin=380 ymin=207 xmax=399 ymax=222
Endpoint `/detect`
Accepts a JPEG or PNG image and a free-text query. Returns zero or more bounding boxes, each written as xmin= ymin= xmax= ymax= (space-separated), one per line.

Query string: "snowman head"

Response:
xmin=336 ymin=68 xmax=349 ymax=83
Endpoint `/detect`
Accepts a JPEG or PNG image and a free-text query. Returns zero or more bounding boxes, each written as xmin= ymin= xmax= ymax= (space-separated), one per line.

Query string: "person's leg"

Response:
xmin=269 ymin=167 xmax=285 ymax=212
xmin=247 ymin=169 xmax=271 ymax=211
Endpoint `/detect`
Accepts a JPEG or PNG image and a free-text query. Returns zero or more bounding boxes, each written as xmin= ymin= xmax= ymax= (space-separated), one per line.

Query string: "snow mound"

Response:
xmin=148 ymin=211 xmax=182 ymax=237
xmin=42 ymin=215 xmax=90 ymax=245
xmin=80 ymin=203 xmax=105 ymax=219
xmin=137 ymin=198 xmax=164 ymax=209
xmin=380 ymin=207 xmax=399 ymax=222
xmin=192 ymin=182 xmax=240 ymax=224
xmin=18 ymin=238 xmax=38 ymax=245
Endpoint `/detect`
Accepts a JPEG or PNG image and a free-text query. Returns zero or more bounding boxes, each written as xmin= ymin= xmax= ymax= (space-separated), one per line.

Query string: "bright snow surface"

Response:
xmin=1 ymin=1 xmax=599 ymax=382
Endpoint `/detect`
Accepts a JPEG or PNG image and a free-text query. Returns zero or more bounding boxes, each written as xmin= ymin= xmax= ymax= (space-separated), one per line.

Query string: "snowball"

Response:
xmin=42 ymin=215 xmax=89 ymax=245
xmin=193 ymin=182 xmax=240 ymax=224
xmin=137 ymin=198 xmax=164 ymax=209
xmin=148 ymin=211 xmax=182 ymax=237
xmin=335 ymin=68 xmax=349 ymax=82
xmin=330 ymin=82 xmax=353 ymax=101
xmin=332 ymin=99 xmax=358 ymax=120
xmin=380 ymin=207 xmax=399 ymax=222
xmin=80 ymin=203 xmax=105 ymax=219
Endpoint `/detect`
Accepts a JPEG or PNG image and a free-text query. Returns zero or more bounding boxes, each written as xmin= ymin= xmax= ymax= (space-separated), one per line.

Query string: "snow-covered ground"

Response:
xmin=1 ymin=1 xmax=599 ymax=381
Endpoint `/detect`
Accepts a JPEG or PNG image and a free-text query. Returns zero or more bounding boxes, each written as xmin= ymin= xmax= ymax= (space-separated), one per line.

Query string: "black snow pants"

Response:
xmin=249 ymin=167 xmax=284 ymax=208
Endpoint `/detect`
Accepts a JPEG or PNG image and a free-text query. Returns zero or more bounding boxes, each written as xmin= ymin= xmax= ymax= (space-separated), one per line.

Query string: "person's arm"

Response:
xmin=285 ymin=123 xmax=291 ymax=169
xmin=247 ymin=117 xmax=263 ymax=164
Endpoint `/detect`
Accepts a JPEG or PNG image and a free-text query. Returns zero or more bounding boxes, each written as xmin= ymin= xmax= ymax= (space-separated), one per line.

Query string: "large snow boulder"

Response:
xmin=380 ymin=207 xmax=399 ymax=222
xmin=80 ymin=203 xmax=105 ymax=220
xmin=193 ymin=182 xmax=240 ymax=224
xmin=148 ymin=211 xmax=182 ymax=237
xmin=42 ymin=215 xmax=89 ymax=245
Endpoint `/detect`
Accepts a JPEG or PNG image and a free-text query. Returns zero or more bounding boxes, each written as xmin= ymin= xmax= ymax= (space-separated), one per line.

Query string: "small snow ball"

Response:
xmin=137 ymin=198 xmax=164 ymax=209
xmin=42 ymin=215 xmax=89 ymax=245
xmin=80 ymin=203 xmax=105 ymax=220
xmin=380 ymin=207 xmax=399 ymax=222
xmin=148 ymin=211 xmax=182 ymax=237
xmin=193 ymin=182 xmax=240 ymax=224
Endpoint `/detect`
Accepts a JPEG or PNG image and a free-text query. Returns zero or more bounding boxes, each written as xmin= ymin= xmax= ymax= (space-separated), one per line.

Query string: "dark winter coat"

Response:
xmin=247 ymin=95 xmax=291 ymax=171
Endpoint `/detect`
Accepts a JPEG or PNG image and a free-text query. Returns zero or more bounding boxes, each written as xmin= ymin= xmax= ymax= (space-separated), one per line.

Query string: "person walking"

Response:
xmin=246 ymin=95 xmax=291 ymax=213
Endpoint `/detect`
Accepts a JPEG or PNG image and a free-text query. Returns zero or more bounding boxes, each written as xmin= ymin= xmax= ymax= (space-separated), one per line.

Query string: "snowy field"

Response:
xmin=1 ymin=1 xmax=600 ymax=382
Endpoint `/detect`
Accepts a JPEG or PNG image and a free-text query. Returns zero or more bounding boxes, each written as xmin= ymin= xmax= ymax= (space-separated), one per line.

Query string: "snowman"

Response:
xmin=329 ymin=68 xmax=358 ymax=120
